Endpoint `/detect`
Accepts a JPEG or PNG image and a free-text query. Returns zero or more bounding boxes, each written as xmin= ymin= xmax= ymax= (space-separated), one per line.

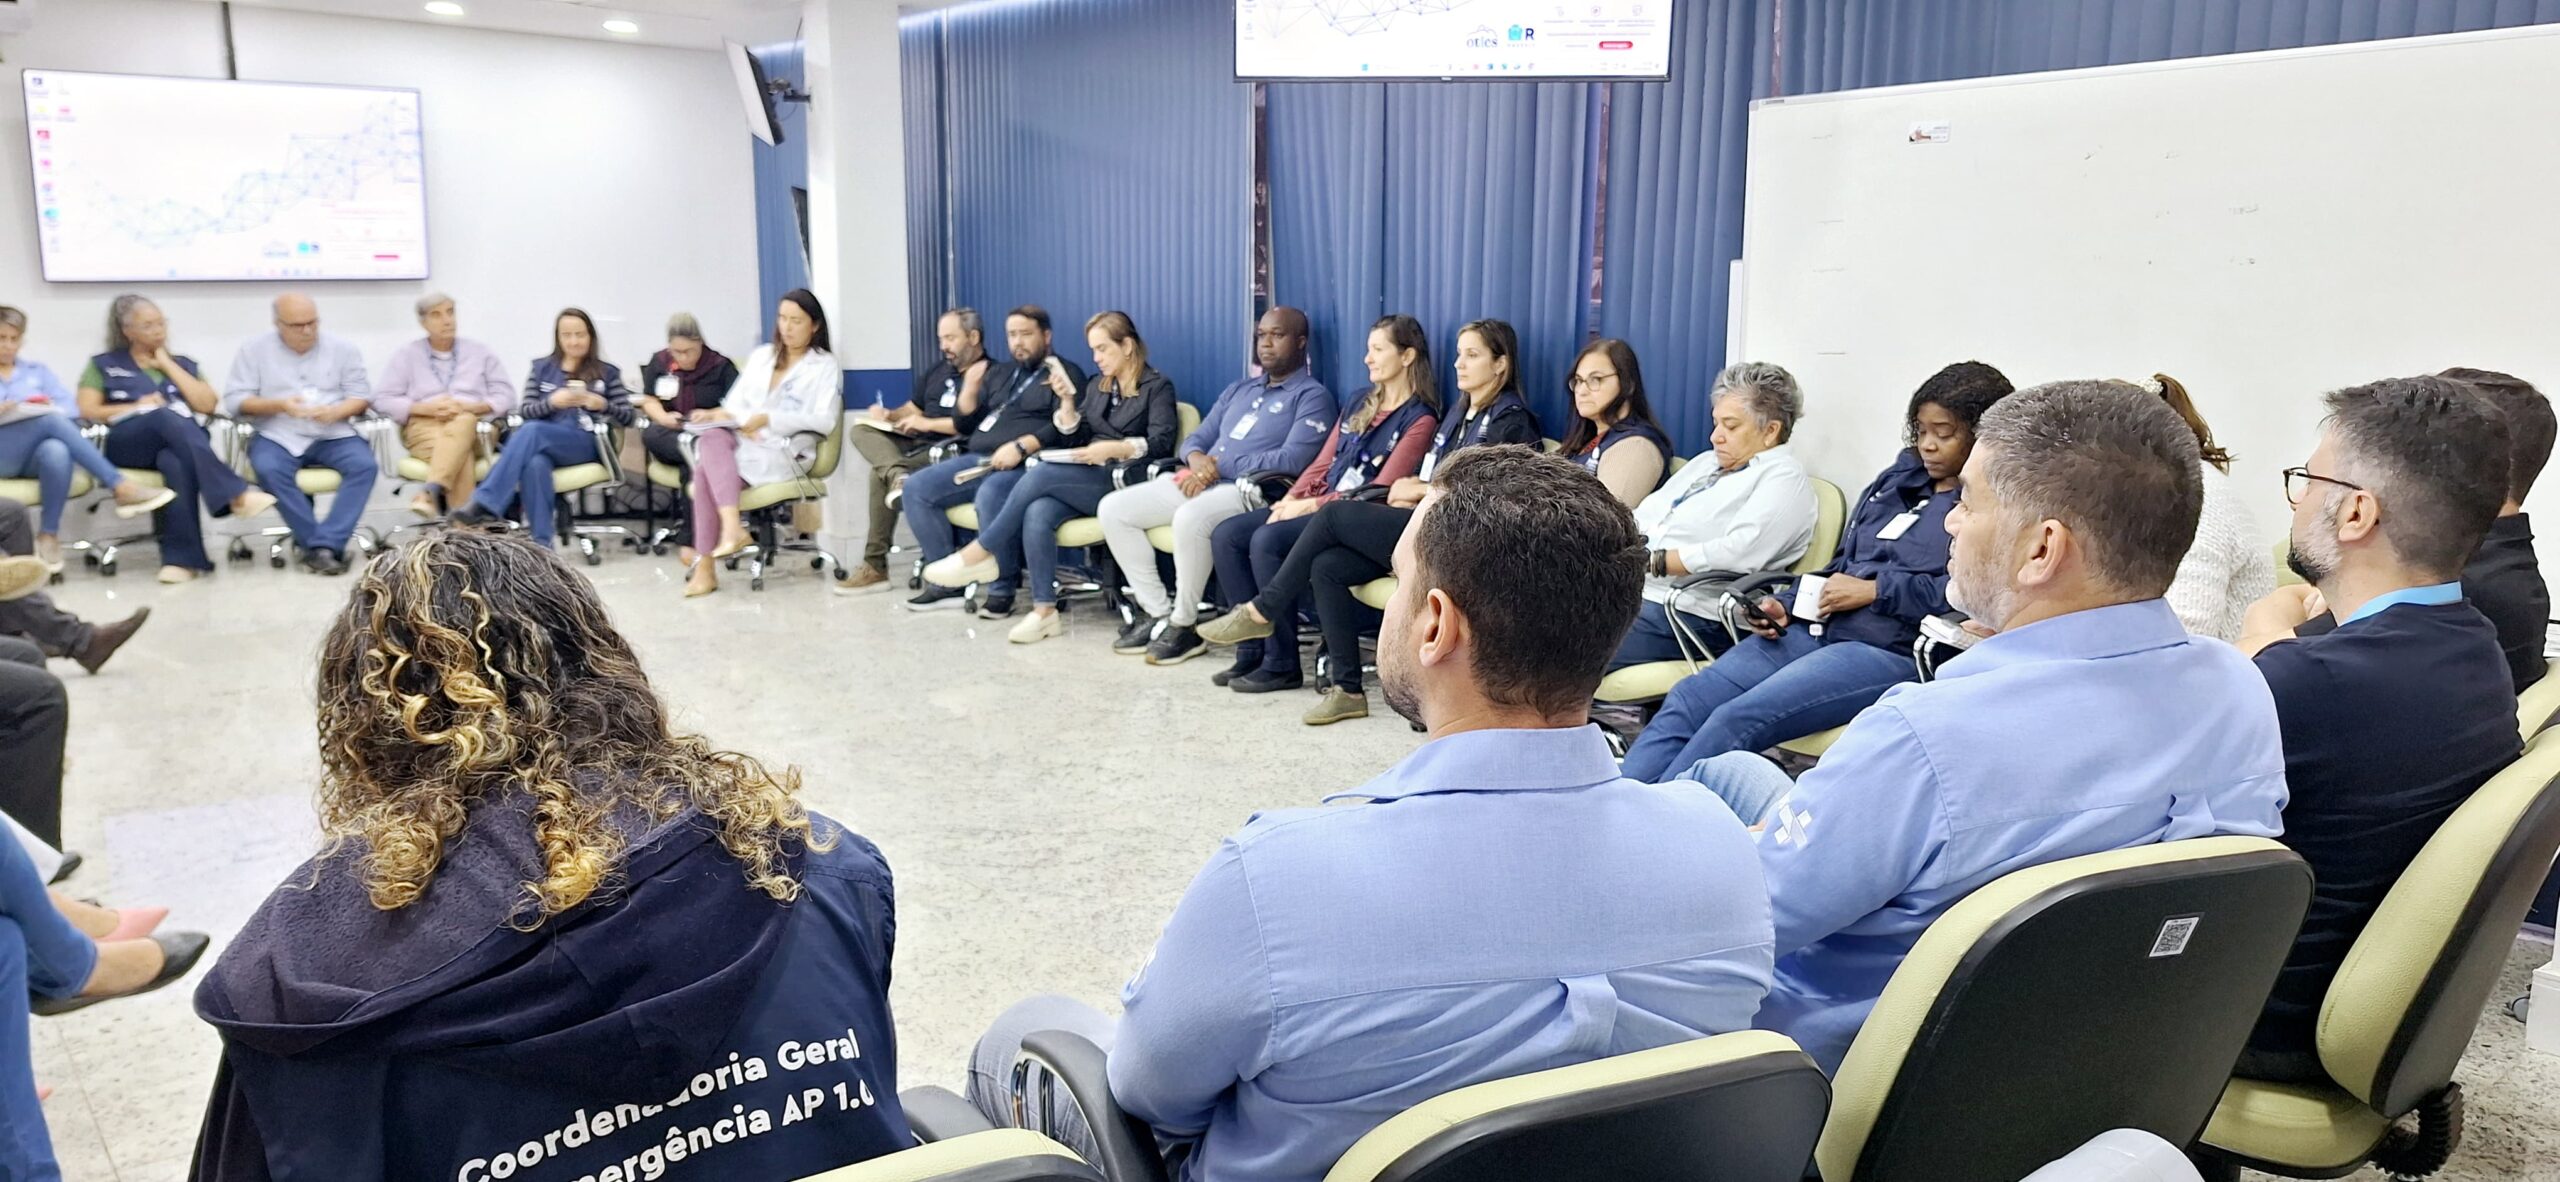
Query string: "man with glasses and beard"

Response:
xmin=2232 ymin=376 xmax=2520 ymax=1083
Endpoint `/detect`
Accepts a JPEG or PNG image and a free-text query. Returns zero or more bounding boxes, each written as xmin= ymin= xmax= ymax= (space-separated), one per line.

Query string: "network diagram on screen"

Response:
xmin=1235 ymin=0 xmax=1674 ymax=79
xmin=22 ymin=70 xmax=429 ymax=283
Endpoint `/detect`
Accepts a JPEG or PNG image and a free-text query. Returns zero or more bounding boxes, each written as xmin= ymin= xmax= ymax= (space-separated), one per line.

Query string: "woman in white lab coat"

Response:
xmin=682 ymin=289 xmax=841 ymax=597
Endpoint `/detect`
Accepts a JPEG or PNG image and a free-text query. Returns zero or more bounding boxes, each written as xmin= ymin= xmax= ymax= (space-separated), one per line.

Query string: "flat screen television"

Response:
xmin=20 ymin=69 xmax=428 ymax=282
xmin=1235 ymin=0 xmax=1677 ymax=81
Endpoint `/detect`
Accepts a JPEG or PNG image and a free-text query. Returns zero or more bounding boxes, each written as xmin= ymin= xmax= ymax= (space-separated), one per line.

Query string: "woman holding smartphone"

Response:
xmin=450 ymin=308 xmax=632 ymax=548
xmin=922 ymin=311 xmax=1178 ymax=644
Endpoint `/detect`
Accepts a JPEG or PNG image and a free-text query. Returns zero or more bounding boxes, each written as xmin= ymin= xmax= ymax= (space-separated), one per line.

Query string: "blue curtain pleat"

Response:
xmin=749 ymin=42 xmax=810 ymax=346
xmin=1267 ymin=83 xmax=1385 ymax=407
xmin=931 ymin=0 xmax=1251 ymax=408
xmin=1593 ymin=0 xmax=1770 ymax=451
xmin=900 ymin=17 xmax=950 ymax=379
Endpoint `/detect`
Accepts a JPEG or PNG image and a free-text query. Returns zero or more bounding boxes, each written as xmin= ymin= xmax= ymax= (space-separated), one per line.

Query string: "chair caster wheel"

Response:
xmin=809 ymin=557 xmax=825 ymax=571
xmin=82 ymin=551 xmax=99 ymax=568
xmin=270 ymin=555 xmax=287 ymax=569
xmin=752 ymin=577 xmax=766 ymax=592
xmin=584 ymin=550 xmax=602 ymax=567
xmin=227 ymin=541 xmax=250 ymax=564
xmin=98 ymin=559 xmax=117 ymax=577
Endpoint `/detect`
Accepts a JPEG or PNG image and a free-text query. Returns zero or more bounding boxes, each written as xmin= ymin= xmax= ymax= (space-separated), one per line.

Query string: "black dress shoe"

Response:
xmin=75 ymin=608 xmax=150 ymax=675
xmin=33 ymin=931 xmax=212 ymax=1017
xmin=975 ymin=593 xmax=1016 ymax=619
xmin=1229 ymin=668 xmax=1305 ymax=694
xmin=447 ymin=504 xmax=500 ymax=529
xmin=1112 ymin=615 xmax=1162 ymax=654
xmin=45 ymin=851 xmax=80 ymax=886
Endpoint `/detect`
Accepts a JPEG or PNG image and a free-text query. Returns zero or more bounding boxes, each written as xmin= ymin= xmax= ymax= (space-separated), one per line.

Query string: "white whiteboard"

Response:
xmin=1736 ymin=25 xmax=2560 ymax=575
xmin=21 ymin=69 xmax=428 ymax=282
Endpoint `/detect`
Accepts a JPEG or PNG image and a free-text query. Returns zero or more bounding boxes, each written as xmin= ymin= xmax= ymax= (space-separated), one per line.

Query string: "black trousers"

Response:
xmin=0 ymin=501 xmax=89 ymax=658
xmin=0 ymin=637 xmax=65 ymax=848
xmin=1252 ymin=500 xmax=1410 ymax=692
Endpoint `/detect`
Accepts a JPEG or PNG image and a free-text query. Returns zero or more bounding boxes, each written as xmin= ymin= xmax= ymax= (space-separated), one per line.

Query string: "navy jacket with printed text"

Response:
xmin=188 ymin=795 xmax=907 ymax=1182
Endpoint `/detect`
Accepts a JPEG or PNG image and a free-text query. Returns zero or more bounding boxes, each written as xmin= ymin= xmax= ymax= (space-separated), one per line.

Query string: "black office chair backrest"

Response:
xmin=1327 ymin=1030 xmax=1829 ymax=1182
xmin=1819 ymin=836 xmax=2313 ymax=1182
xmin=2320 ymin=733 xmax=2560 ymax=1115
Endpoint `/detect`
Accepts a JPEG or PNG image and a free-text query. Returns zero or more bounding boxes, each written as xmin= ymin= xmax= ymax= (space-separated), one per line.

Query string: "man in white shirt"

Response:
xmin=1609 ymin=361 xmax=1819 ymax=670
xmin=222 ymin=293 xmax=375 ymax=576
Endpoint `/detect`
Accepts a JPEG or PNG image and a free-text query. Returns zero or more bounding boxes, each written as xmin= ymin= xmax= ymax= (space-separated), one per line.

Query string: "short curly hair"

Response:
xmin=1904 ymin=361 xmax=2014 ymax=444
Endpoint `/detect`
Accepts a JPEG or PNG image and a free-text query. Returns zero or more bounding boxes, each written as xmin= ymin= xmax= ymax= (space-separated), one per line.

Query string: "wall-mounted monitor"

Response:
xmin=726 ymin=39 xmax=785 ymax=147
xmin=20 ymin=70 xmax=428 ymax=283
xmin=1236 ymin=0 xmax=1676 ymax=81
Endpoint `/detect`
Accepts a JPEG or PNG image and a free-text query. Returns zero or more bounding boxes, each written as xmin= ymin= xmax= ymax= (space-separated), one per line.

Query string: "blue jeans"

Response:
xmin=1210 ymin=509 xmax=1314 ymax=677
xmin=902 ymin=455 xmax=1027 ymax=596
xmin=1620 ymin=630 xmax=1916 ymax=782
xmin=248 ymin=434 xmax=379 ymax=554
xmin=0 ymin=819 xmax=100 ymax=1181
xmin=103 ymin=410 xmax=247 ymax=571
xmin=467 ymin=419 xmax=597 ymax=549
xmin=974 ymin=463 xmax=1113 ymax=607
xmin=1675 ymin=752 xmax=1802 ymax=827
xmin=0 ymin=416 xmax=124 ymax=533
xmin=1609 ymin=600 xmax=1738 ymax=671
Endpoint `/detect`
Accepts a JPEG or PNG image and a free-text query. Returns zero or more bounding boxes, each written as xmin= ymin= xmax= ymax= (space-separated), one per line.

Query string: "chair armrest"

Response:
xmin=586 ymin=420 xmax=624 ymax=482
xmin=1240 ymin=469 xmax=1298 ymax=504
xmin=898 ymin=1085 xmax=1000 ymax=1143
xmin=1016 ymin=1030 xmax=1169 ymax=1182
xmin=927 ymin=438 xmax=970 ymax=464
xmin=1107 ymin=457 xmax=1183 ymax=491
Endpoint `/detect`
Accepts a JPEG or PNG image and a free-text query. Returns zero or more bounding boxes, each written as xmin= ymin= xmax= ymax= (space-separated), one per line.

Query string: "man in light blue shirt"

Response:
xmin=957 ymin=447 xmax=1775 ymax=1182
xmin=222 ymin=293 xmax=376 ymax=575
xmin=1673 ymin=381 xmax=2290 ymax=1072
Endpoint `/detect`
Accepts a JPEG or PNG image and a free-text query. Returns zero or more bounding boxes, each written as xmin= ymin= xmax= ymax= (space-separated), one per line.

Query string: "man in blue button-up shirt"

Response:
xmin=958 ymin=447 xmax=1773 ymax=1182
xmin=222 ymin=293 xmax=376 ymax=575
xmin=1097 ymin=307 xmax=1335 ymax=665
xmin=1674 ymin=381 xmax=2290 ymax=1072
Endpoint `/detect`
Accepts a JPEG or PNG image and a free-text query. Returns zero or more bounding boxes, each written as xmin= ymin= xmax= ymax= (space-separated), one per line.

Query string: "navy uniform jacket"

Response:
xmin=970 ymin=357 xmax=1090 ymax=457
xmin=190 ymin=799 xmax=908 ymax=1182
xmin=1808 ymin=449 xmax=1960 ymax=655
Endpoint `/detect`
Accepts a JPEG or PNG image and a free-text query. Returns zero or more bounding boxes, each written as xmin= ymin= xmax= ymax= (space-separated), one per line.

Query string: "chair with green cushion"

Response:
xmin=1818 ymin=836 xmax=2313 ymax=1182
xmin=1032 ymin=404 xmax=1201 ymax=617
xmin=792 ymin=1130 xmax=1102 ymax=1182
xmin=927 ymin=1030 xmax=1829 ymax=1182
xmin=1322 ymin=1030 xmax=1828 ymax=1182
xmin=0 ymin=472 xmax=94 ymax=579
xmin=2192 ymin=734 xmax=2560 ymax=1181
xmin=636 ymin=455 xmax=686 ymax=555
xmin=1595 ymin=476 xmax=1849 ymax=706
xmin=224 ymin=466 xmax=384 ymax=568
xmin=544 ymin=420 xmax=631 ymax=567
xmin=2516 ymin=673 xmax=2560 ymax=740
xmin=713 ymin=419 xmax=847 ymax=590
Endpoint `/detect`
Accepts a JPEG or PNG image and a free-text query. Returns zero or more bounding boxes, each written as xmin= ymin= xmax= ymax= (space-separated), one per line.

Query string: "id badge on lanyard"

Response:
xmin=1877 ymin=497 xmax=1931 ymax=541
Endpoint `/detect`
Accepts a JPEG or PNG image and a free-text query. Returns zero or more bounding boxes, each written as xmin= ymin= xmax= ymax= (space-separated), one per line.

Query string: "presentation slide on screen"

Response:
xmin=1235 ymin=0 xmax=1675 ymax=79
xmin=22 ymin=70 xmax=429 ymax=283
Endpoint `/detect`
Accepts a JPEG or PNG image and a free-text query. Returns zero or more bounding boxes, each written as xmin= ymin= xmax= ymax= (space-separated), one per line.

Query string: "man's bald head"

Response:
xmin=273 ymin=293 xmax=320 ymax=353
xmin=1255 ymin=306 xmax=1310 ymax=380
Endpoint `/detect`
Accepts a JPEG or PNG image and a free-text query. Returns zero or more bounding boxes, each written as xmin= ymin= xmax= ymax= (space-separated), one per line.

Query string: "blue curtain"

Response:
xmin=1593 ymin=0 xmax=1771 ymax=452
xmin=928 ymin=0 xmax=1252 ymax=409
xmin=748 ymin=42 xmax=810 ymax=347
xmin=900 ymin=17 xmax=949 ymax=381
xmin=1270 ymin=82 xmax=1590 ymax=434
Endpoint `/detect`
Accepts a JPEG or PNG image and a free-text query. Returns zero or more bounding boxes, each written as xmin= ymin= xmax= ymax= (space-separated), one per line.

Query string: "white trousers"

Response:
xmin=1096 ymin=477 xmax=1250 ymax=626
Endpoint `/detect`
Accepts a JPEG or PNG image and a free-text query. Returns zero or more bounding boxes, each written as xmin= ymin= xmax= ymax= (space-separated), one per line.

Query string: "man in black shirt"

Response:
xmin=2293 ymin=367 xmax=2552 ymax=691
xmin=878 ymin=306 xmax=1087 ymax=614
xmin=2236 ymin=376 xmax=2522 ymax=1083
xmin=841 ymin=308 xmax=989 ymax=590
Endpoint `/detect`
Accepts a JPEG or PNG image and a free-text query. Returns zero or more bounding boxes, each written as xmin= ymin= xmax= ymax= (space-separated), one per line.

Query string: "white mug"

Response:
xmin=1792 ymin=573 xmax=1830 ymax=622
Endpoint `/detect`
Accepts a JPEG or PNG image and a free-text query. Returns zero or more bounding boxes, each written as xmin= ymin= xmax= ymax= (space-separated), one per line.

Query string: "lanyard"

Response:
xmin=1669 ymin=464 xmax=1733 ymax=511
xmin=427 ymin=350 xmax=455 ymax=391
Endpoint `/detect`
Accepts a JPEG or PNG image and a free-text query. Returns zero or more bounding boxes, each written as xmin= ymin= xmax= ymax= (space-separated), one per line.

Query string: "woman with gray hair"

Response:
xmin=637 ymin=312 xmax=739 ymax=566
xmin=73 ymin=297 xmax=272 ymax=583
xmin=1607 ymin=359 xmax=1821 ymax=671
xmin=373 ymin=292 xmax=518 ymax=519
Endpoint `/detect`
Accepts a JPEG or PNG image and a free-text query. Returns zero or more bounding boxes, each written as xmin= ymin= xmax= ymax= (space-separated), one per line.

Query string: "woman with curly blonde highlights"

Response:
xmin=191 ymin=531 xmax=914 ymax=1181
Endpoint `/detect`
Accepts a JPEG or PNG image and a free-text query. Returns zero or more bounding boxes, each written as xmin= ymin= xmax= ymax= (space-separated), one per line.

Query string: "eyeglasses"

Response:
xmin=1567 ymin=371 xmax=1618 ymax=391
xmin=2283 ymin=467 xmax=2363 ymax=505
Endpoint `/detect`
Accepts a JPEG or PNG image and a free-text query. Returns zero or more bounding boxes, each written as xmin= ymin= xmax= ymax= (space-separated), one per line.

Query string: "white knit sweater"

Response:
xmin=2166 ymin=462 xmax=2274 ymax=642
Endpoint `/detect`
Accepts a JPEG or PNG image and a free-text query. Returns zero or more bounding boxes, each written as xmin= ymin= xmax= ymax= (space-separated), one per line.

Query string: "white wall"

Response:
xmin=1737 ymin=26 xmax=2560 ymax=572
xmin=0 ymin=0 xmax=761 ymax=389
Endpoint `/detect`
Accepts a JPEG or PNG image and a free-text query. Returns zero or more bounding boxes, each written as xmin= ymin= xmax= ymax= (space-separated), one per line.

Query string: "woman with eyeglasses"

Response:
xmin=2154 ymin=373 xmax=2271 ymax=642
xmin=1561 ymin=338 xmax=1673 ymax=507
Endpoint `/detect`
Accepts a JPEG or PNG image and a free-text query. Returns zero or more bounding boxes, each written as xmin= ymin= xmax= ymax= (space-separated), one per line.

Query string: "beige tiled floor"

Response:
xmin=25 ymin=540 xmax=2560 ymax=1180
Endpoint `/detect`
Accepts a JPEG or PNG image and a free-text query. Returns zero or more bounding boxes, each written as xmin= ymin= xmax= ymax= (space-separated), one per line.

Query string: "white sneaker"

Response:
xmin=1008 ymin=610 xmax=1063 ymax=644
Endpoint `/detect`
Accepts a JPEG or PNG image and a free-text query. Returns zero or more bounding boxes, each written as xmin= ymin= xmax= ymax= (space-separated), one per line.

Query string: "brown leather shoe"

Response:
xmin=75 ymin=608 xmax=149 ymax=675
